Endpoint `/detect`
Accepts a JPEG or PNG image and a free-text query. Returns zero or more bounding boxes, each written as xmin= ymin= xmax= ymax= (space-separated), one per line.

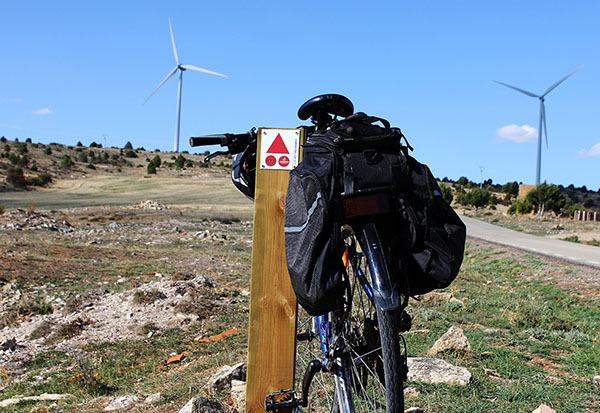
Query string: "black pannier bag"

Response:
xmin=284 ymin=145 xmax=345 ymax=316
xmin=285 ymin=112 xmax=466 ymax=315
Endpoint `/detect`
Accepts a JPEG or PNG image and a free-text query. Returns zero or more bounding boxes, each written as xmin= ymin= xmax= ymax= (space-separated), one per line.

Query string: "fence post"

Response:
xmin=245 ymin=128 xmax=305 ymax=412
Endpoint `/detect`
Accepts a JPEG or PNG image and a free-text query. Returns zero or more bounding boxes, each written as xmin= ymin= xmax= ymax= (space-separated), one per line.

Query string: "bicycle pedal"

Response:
xmin=264 ymin=389 xmax=301 ymax=412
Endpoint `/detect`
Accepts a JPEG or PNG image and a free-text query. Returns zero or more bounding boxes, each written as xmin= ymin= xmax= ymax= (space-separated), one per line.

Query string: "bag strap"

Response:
xmin=361 ymin=115 xmax=390 ymax=129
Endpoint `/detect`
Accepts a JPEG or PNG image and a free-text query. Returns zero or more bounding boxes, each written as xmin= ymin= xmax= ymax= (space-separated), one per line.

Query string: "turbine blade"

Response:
xmin=541 ymin=65 xmax=583 ymax=97
xmin=542 ymin=101 xmax=548 ymax=149
xmin=493 ymin=80 xmax=539 ymax=98
xmin=169 ymin=18 xmax=180 ymax=65
xmin=181 ymin=64 xmax=228 ymax=78
xmin=144 ymin=66 xmax=178 ymax=103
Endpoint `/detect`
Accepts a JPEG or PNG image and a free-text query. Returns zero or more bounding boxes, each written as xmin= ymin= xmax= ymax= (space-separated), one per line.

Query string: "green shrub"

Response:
xmin=86 ymin=163 xmax=96 ymax=170
xmin=78 ymin=152 xmax=88 ymax=163
xmin=16 ymin=142 xmax=28 ymax=154
xmin=44 ymin=146 xmax=52 ymax=155
xmin=7 ymin=167 xmax=27 ymax=187
xmin=26 ymin=173 xmax=53 ymax=187
xmin=76 ymin=141 xmax=83 ymax=147
xmin=175 ymin=154 xmax=185 ymax=169
xmin=151 ymin=155 xmax=161 ymax=167
xmin=525 ymin=183 xmax=568 ymax=216
xmin=124 ymin=141 xmax=133 ymax=150
xmin=0 ymin=204 xmax=4 ymax=215
xmin=508 ymin=199 xmax=534 ymax=215
xmin=440 ymin=185 xmax=454 ymax=204
xmin=468 ymin=188 xmax=491 ymax=208
xmin=3 ymin=144 xmax=9 ymax=152
xmin=61 ymin=155 xmax=74 ymax=168
xmin=124 ymin=149 xmax=137 ymax=158
xmin=147 ymin=162 xmax=157 ymax=175
xmin=0 ymin=136 xmax=6 ymax=143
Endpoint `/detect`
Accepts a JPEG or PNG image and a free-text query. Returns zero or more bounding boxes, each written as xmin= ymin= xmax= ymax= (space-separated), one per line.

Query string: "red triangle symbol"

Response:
xmin=266 ymin=133 xmax=289 ymax=154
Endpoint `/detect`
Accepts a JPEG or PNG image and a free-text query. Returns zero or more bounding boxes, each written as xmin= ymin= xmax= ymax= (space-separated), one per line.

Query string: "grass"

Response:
xmin=0 ymin=205 xmax=598 ymax=411
xmin=0 ymin=174 xmax=254 ymax=215
xmin=404 ymin=242 xmax=600 ymax=412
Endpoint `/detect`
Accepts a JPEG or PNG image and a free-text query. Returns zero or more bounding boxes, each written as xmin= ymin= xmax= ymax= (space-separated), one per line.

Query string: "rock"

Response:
xmin=448 ymin=297 xmax=464 ymax=306
xmin=231 ymin=379 xmax=246 ymax=412
xmin=420 ymin=292 xmax=452 ymax=304
xmin=0 ymin=393 xmax=71 ymax=408
xmin=178 ymin=396 xmax=226 ymax=413
xmin=407 ymin=357 xmax=472 ymax=386
xmin=427 ymin=326 xmax=471 ymax=356
xmin=404 ymin=387 xmax=420 ymax=398
xmin=104 ymin=395 xmax=139 ymax=411
xmin=206 ymin=362 xmax=246 ymax=395
xmin=594 ymin=375 xmax=600 ymax=387
xmin=144 ymin=393 xmax=163 ymax=404
xmin=405 ymin=408 xmax=424 ymax=413
xmin=532 ymin=404 xmax=557 ymax=413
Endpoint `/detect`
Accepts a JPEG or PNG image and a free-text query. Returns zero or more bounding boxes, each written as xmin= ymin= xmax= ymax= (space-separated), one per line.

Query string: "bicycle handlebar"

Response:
xmin=189 ymin=135 xmax=229 ymax=147
xmin=189 ymin=130 xmax=256 ymax=155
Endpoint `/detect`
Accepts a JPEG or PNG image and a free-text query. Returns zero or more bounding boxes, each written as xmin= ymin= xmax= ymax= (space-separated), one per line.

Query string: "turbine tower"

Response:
xmin=146 ymin=18 xmax=227 ymax=152
xmin=494 ymin=65 xmax=582 ymax=185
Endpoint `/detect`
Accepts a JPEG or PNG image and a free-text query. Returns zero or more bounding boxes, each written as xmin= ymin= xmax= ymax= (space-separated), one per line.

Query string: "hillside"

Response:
xmin=0 ymin=138 xmax=232 ymax=194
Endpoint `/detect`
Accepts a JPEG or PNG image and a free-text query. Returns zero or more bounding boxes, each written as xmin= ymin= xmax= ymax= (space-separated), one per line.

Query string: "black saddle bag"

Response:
xmin=285 ymin=112 xmax=466 ymax=315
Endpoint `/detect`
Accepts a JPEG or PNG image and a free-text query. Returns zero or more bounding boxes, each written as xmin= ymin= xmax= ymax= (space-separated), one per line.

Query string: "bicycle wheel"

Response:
xmin=340 ymin=225 xmax=405 ymax=412
xmin=294 ymin=226 xmax=405 ymax=412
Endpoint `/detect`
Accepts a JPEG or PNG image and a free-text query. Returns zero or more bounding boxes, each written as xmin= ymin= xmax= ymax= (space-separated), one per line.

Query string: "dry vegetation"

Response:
xmin=0 ymin=141 xmax=598 ymax=411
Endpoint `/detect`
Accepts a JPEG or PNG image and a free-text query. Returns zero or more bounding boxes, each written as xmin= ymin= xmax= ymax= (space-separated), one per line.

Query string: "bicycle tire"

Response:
xmin=295 ymin=226 xmax=404 ymax=412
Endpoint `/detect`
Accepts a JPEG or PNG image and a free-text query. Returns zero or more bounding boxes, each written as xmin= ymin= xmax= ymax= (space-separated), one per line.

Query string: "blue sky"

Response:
xmin=1 ymin=1 xmax=598 ymax=189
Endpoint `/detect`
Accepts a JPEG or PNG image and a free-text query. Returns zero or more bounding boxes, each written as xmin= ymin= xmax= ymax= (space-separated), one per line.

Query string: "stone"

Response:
xmin=0 ymin=393 xmax=71 ymax=408
xmin=420 ymin=292 xmax=452 ymax=304
xmin=206 ymin=362 xmax=246 ymax=395
xmin=230 ymin=379 xmax=246 ymax=412
xmin=407 ymin=357 xmax=472 ymax=386
xmin=405 ymin=408 xmax=424 ymax=413
xmin=404 ymin=387 xmax=421 ymax=398
xmin=532 ymin=404 xmax=557 ymax=413
xmin=144 ymin=393 xmax=163 ymax=404
xmin=449 ymin=297 xmax=464 ymax=306
xmin=104 ymin=395 xmax=139 ymax=411
xmin=593 ymin=375 xmax=600 ymax=387
xmin=427 ymin=326 xmax=471 ymax=356
xmin=178 ymin=396 xmax=226 ymax=413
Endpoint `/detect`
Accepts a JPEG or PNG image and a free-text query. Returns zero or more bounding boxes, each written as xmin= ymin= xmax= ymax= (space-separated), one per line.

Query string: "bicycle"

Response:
xmin=190 ymin=94 xmax=411 ymax=413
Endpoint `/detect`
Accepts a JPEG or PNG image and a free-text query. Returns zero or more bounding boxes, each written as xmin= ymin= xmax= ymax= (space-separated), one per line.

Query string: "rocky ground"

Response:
xmin=0 ymin=204 xmax=598 ymax=412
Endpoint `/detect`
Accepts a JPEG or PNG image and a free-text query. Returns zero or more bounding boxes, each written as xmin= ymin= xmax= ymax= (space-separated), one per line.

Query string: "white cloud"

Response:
xmin=496 ymin=124 xmax=537 ymax=142
xmin=576 ymin=142 xmax=600 ymax=158
xmin=32 ymin=108 xmax=52 ymax=115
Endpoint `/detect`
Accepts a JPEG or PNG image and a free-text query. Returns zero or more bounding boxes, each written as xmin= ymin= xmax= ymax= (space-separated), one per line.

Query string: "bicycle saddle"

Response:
xmin=298 ymin=94 xmax=354 ymax=121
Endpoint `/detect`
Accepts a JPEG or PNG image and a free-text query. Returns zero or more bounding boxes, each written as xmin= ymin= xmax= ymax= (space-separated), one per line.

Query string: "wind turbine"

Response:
xmin=145 ymin=18 xmax=227 ymax=152
xmin=494 ymin=65 xmax=582 ymax=185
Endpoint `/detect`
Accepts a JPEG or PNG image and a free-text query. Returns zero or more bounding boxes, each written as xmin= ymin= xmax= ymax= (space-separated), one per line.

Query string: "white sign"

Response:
xmin=260 ymin=129 xmax=301 ymax=170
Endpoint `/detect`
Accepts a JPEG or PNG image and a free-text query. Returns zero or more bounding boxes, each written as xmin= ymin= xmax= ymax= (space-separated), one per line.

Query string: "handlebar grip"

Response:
xmin=189 ymin=135 xmax=228 ymax=147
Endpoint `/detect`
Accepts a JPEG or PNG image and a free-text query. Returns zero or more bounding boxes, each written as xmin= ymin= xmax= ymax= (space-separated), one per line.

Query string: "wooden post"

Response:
xmin=246 ymin=128 xmax=305 ymax=412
